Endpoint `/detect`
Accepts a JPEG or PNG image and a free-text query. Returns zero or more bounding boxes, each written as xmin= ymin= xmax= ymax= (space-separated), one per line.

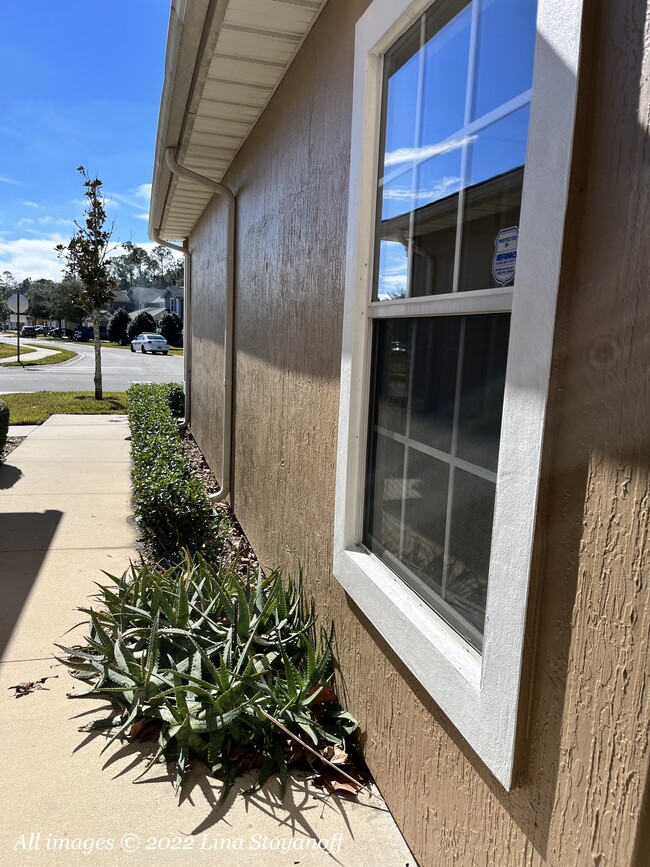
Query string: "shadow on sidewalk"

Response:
xmin=68 ymin=717 xmax=375 ymax=860
xmin=0 ymin=509 xmax=62 ymax=657
xmin=0 ymin=464 xmax=22 ymax=490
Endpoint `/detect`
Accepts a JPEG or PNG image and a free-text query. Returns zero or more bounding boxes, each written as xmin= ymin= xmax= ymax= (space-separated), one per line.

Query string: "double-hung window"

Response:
xmin=334 ymin=0 xmax=583 ymax=786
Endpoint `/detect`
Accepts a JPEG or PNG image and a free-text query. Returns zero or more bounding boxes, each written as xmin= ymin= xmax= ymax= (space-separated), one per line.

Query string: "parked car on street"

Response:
xmin=130 ymin=333 xmax=169 ymax=355
xmin=21 ymin=325 xmax=36 ymax=337
xmin=73 ymin=326 xmax=109 ymax=341
xmin=48 ymin=327 xmax=62 ymax=338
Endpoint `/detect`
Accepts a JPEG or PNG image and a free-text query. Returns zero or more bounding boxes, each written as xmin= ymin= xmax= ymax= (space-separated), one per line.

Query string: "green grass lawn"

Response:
xmin=0 ymin=343 xmax=35 ymax=359
xmin=0 ymin=391 xmax=128 ymax=424
xmin=3 ymin=343 xmax=77 ymax=367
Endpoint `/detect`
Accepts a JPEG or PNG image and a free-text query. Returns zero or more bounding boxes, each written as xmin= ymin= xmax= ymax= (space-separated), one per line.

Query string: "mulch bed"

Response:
xmin=180 ymin=428 xmax=261 ymax=575
xmin=1 ymin=437 xmax=23 ymax=463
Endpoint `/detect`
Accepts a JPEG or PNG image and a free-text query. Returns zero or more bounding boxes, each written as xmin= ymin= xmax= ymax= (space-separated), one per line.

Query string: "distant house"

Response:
xmin=127 ymin=305 xmax=166 ymax=325
xmin=107 ymin=286 xmax=166 ymax=317
xmin=162 ymin=286 xmax=183 ymax=320
xmin=149 ymin=2 xmax=650 ymax=865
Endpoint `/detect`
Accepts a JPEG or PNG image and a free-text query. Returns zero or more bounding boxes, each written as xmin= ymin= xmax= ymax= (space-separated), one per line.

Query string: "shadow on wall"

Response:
xmin=0 ymin=509 xmax=63 ymax=657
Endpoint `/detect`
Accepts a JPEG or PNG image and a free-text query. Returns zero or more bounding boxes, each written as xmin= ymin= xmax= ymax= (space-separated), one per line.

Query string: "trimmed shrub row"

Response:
xmin=0 ymin=399 xmax=9 ymax=458
xmin=127 ymin=383 xmax=217 ymax=560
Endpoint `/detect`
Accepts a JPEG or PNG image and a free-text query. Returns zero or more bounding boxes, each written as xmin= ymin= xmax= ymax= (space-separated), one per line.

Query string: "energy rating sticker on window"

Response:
xmin=364 ymin=0 xmax=537 ymax=651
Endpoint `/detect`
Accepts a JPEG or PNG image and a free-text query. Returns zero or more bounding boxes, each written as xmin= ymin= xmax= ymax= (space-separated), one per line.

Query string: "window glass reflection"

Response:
xmin=446 ymin=469 xmax=496 ymax=634
xmin=458 ymin=106 xmax=529 ymax=292
xmin=371 ymin=319 xmax=412 ymax=435
xmin=374 ymin=0 xmax=537 ymax=300
xmin=410 ymin=150 xmax=463 ymax=297
xmin=402 ymin=449 xmax=449 ymax=593
xmin=456 ymin=314 xmax=510 ymax=471
xmin=365 ymin=315 xmax=510 ymax=650
xmin=467 ymin=105 xmax=530 ymax=188
xmin=383 ymin=30 xmax=420 ymax=160
xmin=364 ymin=432 xmax=406 ymax=566
xmin=377 ymin=240 xmax=408 ymax=301
xmin=420 ymin=3 xmax=472 ymax=146
xmin=409 ymin=317 xmax=461 ymax=453
xmin=472 ymin=0 xmax=537 ymax=121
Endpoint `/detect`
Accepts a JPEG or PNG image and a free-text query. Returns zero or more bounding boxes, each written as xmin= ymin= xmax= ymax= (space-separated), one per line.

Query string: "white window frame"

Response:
xmin=333 ymin=0 xmax=583 ymax=788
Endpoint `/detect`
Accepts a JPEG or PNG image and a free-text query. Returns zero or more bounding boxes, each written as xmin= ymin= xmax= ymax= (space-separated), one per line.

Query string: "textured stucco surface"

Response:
xmin=188 ymin=1 xmax=650 ymax=864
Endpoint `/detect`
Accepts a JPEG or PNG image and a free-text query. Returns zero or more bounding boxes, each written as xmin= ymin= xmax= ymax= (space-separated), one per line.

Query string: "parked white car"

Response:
xmin=130 ymin=332 xmax=170 ymax=355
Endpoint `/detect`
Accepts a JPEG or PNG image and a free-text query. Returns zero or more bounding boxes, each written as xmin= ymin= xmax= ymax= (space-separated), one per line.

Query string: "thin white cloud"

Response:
xmin=0 ymin=234 xmax=67 ymax=281
xmin=384 ymin=135 xmax=476 ymax=168
xmin=383 ymin=175 xmax=461 ymax=202
xmin=133 ymin=183 xmax=151 ymax=203
xmin=18 ymin=218 xmax=35 ymax=226
xmin=0 ymin=176 xmax=19 ymax=185
xmin=21 ymin=200 xmax=39 ymax=208
xmin=134 ymin=213 xmax=149 ymax=221
xmin=106 ymin=183 xmax=152 ymax=211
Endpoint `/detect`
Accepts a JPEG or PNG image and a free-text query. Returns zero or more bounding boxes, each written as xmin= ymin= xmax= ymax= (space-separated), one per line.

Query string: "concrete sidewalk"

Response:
xmin=0 ymin=416 xmax=413 ymax=866
xmin=0 ymin=337 xmax=65 ymax=365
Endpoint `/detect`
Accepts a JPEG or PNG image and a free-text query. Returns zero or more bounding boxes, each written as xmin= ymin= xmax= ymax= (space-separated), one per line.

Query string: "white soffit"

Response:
xmin=158 ymin=0 xmax=327 ymax=240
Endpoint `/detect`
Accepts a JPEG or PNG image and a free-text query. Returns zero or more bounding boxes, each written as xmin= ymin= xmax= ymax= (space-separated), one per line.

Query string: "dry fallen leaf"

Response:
xmin=309 ymin=683 xmax=338 ymax=704
xmin=322 ymin=745 xmax=348 ymax=765
xmin=312 ymin=771 xmax=364 ymax=797
xmin=8 ymin=676 xmax=58 ymax=698
xmin=130 ymin=719 xmax=162 ymax=742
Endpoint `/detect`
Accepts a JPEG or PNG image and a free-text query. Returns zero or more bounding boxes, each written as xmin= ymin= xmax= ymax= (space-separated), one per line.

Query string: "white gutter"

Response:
xmin=165 ymin=146 xmax=235 ymax=504
xmin=151 ymin=228 xmax=192 ymax=429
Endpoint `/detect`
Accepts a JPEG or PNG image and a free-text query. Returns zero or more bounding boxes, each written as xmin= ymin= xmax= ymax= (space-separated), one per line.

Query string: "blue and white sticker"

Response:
xmin=492 ymin=226 xmax=519 ymax=286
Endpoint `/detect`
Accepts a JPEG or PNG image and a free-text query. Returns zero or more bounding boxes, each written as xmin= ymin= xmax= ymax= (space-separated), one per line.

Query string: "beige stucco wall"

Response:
xmin=189 ymin=1 xmax=650 ymax=864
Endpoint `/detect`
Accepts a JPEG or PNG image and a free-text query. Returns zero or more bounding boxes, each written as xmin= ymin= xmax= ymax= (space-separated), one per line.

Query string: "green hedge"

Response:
xmin=0 ymin=399 xmax=9 ymax=457
xmin=126 ymin=383 xmax=218 ymax=560
xmin=165 ymin=382 xmax=185 ymax=419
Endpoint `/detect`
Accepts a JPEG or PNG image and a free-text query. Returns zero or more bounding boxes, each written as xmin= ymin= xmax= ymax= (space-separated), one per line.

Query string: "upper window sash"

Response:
xmin=373 ymin=0 xmax=537 ymax=303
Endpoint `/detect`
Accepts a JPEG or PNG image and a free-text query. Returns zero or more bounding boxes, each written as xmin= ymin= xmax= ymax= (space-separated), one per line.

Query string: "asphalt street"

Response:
xmin=0 ymin=339 xmax=184 ymax=393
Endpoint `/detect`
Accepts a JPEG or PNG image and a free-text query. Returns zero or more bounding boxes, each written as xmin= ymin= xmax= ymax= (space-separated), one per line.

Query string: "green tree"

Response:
xmin=167 ymin=259 xmax=184 ymax=287
xmin=159 ymin=310 xmax=183 ymax=346
xmin=150 ymin=245 xmax=175 ymax=288
xmin=0 ymin=271 xmax=16 ymax=324
xmin=122 ymin=241 xmax=152 ymax=285
xmin=127 ymin=310 xmax=156 ymax=342
xmin=56 ymin=167 xmax=116 ymax=399
xmin=48 ymin=279 xmax=86 ymax=331
xmin=108 ymin=307 xmax=130 ymax=344
xmin=25 ymin=278 xmax=57 ymax=323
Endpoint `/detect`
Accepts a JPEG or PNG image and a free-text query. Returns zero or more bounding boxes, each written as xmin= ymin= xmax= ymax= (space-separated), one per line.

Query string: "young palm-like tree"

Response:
xmin=56 ymin=167 xmax=116 ymax=400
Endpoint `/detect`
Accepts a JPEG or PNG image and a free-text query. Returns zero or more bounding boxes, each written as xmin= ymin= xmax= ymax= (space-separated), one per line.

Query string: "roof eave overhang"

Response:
xmin=149 ymin=0 xmax=223 ymax=242
xmin=149 ymin=0 xmax=328 ymax=244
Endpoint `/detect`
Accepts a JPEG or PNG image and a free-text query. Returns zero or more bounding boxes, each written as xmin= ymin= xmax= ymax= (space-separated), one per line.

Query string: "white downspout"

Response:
xmin=151 ymin=228 xmax=192 ymax=429
xmin=165 ymin=146 xmax=235 ymax=503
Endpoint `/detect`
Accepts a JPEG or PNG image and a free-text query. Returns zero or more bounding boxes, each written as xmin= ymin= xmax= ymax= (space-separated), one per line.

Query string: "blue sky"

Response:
xmin=0 ymin=0 xmax=171 ymax=281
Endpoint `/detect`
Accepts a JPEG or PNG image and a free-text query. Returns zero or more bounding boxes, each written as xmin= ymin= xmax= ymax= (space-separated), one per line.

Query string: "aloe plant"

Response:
xmin=58 ymin=554 xmax=357 ymax=795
